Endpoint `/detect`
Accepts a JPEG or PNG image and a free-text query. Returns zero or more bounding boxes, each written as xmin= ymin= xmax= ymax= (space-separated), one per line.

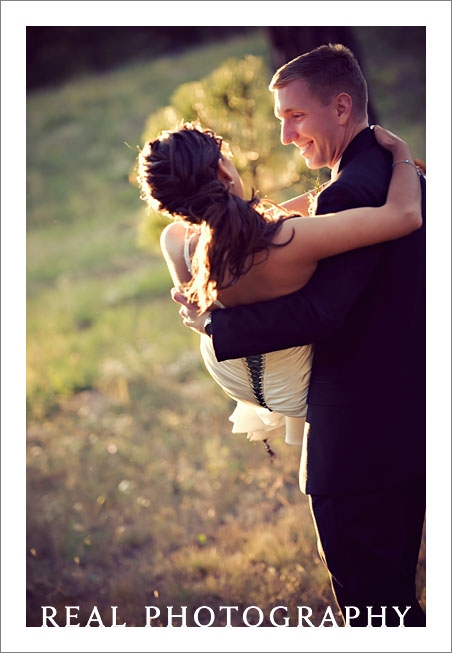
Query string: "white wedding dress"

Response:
xmin=184 ymin=232 xmax=313 ymax=445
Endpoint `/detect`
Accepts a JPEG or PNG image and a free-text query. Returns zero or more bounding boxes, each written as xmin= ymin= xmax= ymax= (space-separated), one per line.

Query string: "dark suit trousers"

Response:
xmin=309 ymin=477 xmax=426 ymax=627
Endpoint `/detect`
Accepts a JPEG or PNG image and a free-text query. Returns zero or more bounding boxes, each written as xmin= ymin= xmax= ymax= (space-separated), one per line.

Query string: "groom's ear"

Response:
xmin=334 ymin=93 xmax=353 ymax=124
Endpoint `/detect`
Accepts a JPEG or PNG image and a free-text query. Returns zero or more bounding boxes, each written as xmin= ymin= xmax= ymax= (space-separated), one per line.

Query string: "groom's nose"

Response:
xmin=280 ymin=120 xmax=297 ymax=145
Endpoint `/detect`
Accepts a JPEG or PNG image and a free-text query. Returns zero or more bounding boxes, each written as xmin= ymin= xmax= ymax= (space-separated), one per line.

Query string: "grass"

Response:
xmin=26 ymin=28 xmax=426 ymax=627
xmin=27 ymin=392 xmax=328 ymax=626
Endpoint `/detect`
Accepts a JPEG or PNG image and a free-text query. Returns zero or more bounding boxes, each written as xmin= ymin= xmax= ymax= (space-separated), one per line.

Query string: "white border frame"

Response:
xmin=2 ymin=2 xmax=450 ymax=651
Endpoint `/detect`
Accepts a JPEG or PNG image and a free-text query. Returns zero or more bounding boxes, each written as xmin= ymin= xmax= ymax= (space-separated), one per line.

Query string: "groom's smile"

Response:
xmin=298 ymin=141 xmax=314 ymax=157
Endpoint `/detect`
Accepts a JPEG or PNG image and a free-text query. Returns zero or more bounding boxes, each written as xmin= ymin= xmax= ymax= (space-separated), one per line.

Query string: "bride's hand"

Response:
xmin=171 ymin=288 xmax=213 ymax=334
xmin=372 ymin=125 xmax=411 ymax=158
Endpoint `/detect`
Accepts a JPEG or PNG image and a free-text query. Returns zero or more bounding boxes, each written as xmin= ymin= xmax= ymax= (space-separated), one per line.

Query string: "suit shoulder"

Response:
xmin=320 ymin=145 xmax=393 ymax=210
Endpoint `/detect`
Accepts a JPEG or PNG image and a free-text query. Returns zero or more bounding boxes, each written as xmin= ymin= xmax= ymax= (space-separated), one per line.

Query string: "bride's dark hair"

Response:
xmin=138 ymin=122 xmax=295 ymax=312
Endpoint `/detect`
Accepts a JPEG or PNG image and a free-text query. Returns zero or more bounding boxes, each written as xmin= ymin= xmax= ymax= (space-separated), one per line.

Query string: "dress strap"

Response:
xmin=183 ymin=230 xmax=194 ymax=275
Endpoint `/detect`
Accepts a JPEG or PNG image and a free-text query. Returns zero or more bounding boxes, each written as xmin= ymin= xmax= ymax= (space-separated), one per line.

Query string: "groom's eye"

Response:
xmin=293 ymin=113 xmax=305 ymax=120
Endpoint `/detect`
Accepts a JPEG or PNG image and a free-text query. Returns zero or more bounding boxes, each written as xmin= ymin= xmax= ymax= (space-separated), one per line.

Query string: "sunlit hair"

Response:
xmin=137 ymin=122 xmax=295 ymax=312
xmin=269 ymin=43 xmax=368 ymax=119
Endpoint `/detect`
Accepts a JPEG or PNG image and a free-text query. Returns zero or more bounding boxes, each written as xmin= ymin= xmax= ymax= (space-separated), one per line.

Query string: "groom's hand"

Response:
xmin=171 ymin=288 xmax=210 ymax=335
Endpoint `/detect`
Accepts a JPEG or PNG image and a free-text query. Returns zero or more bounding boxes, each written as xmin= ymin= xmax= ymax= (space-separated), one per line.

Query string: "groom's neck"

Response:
xmin=330 ymin=118 xmax=369 ymax=168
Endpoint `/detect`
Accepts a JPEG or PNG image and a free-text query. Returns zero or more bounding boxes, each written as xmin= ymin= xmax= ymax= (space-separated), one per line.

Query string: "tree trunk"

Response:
xmin=266 ymin=27 xmax=378 ymax=125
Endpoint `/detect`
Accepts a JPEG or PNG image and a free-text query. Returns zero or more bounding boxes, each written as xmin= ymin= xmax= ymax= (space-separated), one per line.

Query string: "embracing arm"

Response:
xmin=211 ymin=129 xmax=422 ymax=361
xmin=277 ymin=136 xmax=422 ymax=268
xmin=211 ymin=197 xmax=385 ymax=360
xmin=160 ymin=221 xmax=193 ymax=288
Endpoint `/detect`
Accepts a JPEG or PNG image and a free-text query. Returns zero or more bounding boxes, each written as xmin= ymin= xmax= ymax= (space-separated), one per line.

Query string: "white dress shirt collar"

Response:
xmin=330 ymin=158 xmax=341 ymax=181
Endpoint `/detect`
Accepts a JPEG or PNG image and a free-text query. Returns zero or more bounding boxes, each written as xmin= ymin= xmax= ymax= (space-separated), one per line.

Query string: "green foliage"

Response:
xmin=143 ymin=55 xmax=292 ymax=191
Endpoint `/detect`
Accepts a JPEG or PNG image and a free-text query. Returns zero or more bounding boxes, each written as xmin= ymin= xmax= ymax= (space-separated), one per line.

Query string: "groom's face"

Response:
xmin=274 ymin=79 xmax=341 ymax=169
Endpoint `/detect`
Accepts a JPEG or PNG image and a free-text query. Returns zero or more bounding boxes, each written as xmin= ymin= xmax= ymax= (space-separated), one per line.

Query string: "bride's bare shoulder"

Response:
xmin=160 ymin=221 xmax=201 ymax=260
xmin=160 ymin=220 xmax=186 ymax=253
xmin=160 ymin=221 xmax=195 ymax=286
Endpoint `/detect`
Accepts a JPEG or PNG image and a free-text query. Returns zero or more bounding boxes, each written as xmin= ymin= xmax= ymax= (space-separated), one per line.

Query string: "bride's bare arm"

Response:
xmin=160 ymin=221 xmax=194 ymax=288
xmin=274 ymin=126 xmax=422 ymax=267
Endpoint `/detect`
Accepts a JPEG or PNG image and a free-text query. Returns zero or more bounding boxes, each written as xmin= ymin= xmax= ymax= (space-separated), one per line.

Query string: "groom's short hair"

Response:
xmin=269 ymin=44 xmax=368 ymax=119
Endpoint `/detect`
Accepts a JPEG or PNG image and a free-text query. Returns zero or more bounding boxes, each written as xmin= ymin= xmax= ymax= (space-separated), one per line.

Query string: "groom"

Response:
xmin=174 ymin=44 xmax=426 ymax=626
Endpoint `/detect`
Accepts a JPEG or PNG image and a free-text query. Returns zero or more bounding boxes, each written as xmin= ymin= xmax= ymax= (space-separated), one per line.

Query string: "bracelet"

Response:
xmin=392 ymin=159 xmax=417 ymax=170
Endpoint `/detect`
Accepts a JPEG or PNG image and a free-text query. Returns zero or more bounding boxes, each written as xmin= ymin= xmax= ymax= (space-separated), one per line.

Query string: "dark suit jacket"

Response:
xmin=211 ymin=127 xmax=426 ymax=495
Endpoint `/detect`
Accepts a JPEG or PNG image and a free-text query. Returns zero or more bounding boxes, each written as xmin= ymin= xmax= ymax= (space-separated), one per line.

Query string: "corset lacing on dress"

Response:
xmin=243 ymin=355 xmax=277 ymax=459
xmin=243 ymin=355 xmax=272 ymax=411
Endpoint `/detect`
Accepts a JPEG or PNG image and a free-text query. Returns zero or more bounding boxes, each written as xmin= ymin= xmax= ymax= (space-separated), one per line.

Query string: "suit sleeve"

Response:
xmin=211 ymin=181 xmax=386 ymax=362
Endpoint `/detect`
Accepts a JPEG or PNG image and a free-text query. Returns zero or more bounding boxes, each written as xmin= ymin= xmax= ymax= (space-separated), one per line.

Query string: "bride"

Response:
xmin=137 ymin=122 xmax=422 ymax=450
